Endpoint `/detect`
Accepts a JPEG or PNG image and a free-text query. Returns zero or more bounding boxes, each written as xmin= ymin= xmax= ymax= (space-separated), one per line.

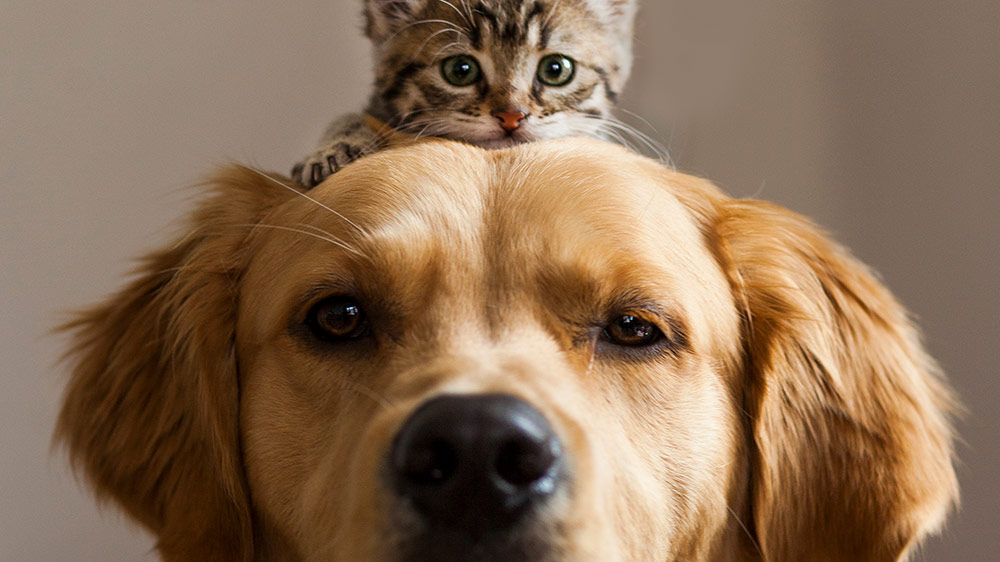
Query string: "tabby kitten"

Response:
xmin=292 ymin=0 xmax=639 ymax=187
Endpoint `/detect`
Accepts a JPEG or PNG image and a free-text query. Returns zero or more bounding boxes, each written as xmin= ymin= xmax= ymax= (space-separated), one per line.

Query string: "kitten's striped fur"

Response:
xmin=293 ymin=0 xmax=638 ymax=187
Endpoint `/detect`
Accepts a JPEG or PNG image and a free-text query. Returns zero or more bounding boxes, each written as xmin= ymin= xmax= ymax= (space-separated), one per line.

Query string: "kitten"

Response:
xmin=292 ymin=0 xmax=639 ymax=188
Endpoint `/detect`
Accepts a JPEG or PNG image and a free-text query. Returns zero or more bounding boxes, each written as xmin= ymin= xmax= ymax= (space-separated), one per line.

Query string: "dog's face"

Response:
xmin=57 ymin=139 xmax=957 ymax=562
xmin=238 ymin=143 xmax=744 ymax=561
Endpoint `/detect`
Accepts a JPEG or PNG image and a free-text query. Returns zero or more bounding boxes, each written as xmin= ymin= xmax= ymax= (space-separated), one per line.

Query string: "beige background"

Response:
xmin=3 ymin=1 xmax=997 ymax=560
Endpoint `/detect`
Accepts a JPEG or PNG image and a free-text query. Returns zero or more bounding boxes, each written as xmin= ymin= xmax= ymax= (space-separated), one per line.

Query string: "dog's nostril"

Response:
xmin=495 ymin=435 xmax=559 ymax=487
xmin=398 ymin=439 xmax=457 ymax=484
xmin=390 ymin=393 xmax=564 ymax=529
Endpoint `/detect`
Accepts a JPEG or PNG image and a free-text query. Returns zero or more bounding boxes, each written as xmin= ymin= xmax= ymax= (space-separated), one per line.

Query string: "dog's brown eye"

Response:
xmin=306 ymin=296 xmax=369 ymax=341
xmin=603 ymin=314 xmax=663 ymax=347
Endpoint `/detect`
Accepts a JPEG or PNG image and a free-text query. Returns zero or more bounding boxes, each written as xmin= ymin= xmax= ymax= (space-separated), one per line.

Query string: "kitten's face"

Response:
xmin=365 ymin=0 xmax=637 ymax=147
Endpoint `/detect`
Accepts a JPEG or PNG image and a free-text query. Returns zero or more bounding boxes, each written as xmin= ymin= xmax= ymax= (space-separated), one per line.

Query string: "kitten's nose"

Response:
xmin=493 ymin=109 xmax=528 ymax=132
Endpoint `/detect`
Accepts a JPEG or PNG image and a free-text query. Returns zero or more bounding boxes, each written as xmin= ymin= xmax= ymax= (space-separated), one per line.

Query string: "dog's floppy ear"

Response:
xmin=55 ymin=167 xmax=298 ymax=561
xmin=714 ymin=199 xmax=958 ymax=561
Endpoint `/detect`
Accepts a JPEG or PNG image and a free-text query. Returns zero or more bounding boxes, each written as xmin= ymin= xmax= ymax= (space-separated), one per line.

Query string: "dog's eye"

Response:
xmin=305 ymin=296 xmax=369 ymax=341
xmin=603 ymin=314 xmax=663 ymax=347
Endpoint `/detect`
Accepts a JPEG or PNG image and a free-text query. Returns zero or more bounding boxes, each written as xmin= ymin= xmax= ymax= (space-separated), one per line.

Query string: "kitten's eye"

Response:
xmin=603 ymin=314 xmax=663 ymax=347
xmin=305 ymin=296 xmax=370 ymax=341
xmin=441 ymin=55 xmax=481 ymax=87
xmin=536 ymin=54 xmax=575 ymax=87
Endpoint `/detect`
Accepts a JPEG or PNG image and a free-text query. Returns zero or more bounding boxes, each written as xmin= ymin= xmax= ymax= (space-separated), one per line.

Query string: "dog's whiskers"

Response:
xmin=726 ymin=503 xmax=764 ymax=559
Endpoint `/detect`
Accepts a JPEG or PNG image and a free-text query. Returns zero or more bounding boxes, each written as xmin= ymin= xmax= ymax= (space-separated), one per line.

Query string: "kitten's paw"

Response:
xmin=291 ymin=143 xmax=366 ymax=188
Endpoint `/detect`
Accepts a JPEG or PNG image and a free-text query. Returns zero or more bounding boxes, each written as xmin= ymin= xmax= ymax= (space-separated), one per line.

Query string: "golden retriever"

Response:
xmin=56 ymin=138 xmax=958 ymax=562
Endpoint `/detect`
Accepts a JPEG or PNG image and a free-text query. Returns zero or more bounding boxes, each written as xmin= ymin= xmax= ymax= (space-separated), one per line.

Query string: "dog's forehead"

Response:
xmin=298 ymin=140 xmax=702 ymax=252
xmin=245 ymin=140 xmax=727 ymax=338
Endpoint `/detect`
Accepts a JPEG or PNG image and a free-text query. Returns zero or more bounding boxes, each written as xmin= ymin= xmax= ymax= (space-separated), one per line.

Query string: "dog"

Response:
xmin=56 ymin=138 xmax=958 ymax=562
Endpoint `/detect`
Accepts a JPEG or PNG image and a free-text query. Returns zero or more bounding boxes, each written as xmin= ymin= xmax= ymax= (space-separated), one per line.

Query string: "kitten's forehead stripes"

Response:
xmin=462 ymin=0 xmax=552 ymax=50
xmin=538 ymin=21 xmax=552 ymax=50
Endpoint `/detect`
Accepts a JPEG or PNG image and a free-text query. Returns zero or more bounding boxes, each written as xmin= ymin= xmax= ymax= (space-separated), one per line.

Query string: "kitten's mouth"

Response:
xmin=475 ymin=130 xmax=537 ymax=149
xmin=433 ymin=125 xmax=536 ymax=149
xmin=476 ymin=137 xmax=526 ymax=149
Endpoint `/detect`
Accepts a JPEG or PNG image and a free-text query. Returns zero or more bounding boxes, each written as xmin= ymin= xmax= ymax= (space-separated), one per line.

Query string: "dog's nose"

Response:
xmin=390 ymin=394 xmax=563 ymax=530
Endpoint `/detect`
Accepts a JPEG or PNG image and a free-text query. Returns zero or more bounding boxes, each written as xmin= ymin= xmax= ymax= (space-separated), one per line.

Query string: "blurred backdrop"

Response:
xmin=3 ymin=1 xmax=997 ymax=560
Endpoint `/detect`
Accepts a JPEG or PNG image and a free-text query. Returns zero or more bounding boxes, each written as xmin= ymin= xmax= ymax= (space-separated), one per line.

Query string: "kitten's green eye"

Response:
xmin=441 ymin=55 xmax=481 ymax=87
xmin=537 ymin=54 xmax=576 ymax=87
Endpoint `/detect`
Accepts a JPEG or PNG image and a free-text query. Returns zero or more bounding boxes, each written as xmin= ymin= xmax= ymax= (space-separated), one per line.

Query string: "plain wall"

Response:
xmin=2 ymin=1 xmax=996 ymax=560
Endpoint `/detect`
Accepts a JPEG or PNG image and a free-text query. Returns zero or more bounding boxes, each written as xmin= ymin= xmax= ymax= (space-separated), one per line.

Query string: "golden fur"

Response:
xmin=56 ymin=138 xmax=957 ymax=561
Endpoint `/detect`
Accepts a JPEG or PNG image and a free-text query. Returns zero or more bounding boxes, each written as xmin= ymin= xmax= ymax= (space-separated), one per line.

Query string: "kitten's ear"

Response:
xmin=364 ymin=0 xmax=426 ymax=41
xmin=585 ymin=0 xmax=638 ymax=21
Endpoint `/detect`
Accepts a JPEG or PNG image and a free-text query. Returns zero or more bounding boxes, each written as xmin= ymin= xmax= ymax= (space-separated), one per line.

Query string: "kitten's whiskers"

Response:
xmin=385 ymin=19 xmax=467 ymax=44
xmin=611 ymin=107 xmax=675 ymax=170
xmin=396 ymin=117 xmax=454 ymax=140
xmin=410 ymin=27 xmax=465 ymax=63
xmin=582 ymin=114 xmax=671 ymax=167
xmin=434 ymin=0 xmax=472 ymax=27
xmin=245 ymin=168 xmax=369 ymax=235
xmin=386 ymin=107 xmax=442 ymax=130
xmin=431 ymin=40 xmax=466 ymax=60
xmin=236 ymin=223 xmax=368 ymax=260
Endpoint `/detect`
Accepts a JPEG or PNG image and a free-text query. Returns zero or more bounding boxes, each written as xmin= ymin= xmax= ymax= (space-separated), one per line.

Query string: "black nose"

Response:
xmin=390 ymin=394 xmax=564 ymax=531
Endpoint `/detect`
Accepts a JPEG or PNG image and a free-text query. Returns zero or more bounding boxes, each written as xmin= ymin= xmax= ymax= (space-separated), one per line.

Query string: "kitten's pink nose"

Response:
xmin=493 ymin=109 xmax=528 ymax=132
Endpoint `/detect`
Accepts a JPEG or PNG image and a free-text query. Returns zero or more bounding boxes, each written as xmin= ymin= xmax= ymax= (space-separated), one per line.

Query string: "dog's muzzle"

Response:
xmin=389 ymin=393 xmax=565 ymax=539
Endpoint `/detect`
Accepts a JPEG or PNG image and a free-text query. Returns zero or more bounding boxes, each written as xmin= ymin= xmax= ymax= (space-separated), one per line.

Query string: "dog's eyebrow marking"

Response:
xmin=606 ymin=293 xmax=691 ymax=352
xmin=246 ymin=167 xmax=369 ymax=235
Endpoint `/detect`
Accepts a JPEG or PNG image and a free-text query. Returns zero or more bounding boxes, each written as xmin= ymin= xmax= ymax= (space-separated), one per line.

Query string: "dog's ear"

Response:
xmin=55 ymin=167 xmax=299 ymax=561
xmin=714 ymin=199 xmax=958 ymax=561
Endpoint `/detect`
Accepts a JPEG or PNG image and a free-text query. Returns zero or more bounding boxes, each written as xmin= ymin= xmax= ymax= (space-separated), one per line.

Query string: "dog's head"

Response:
xmin=56 ymin=138 xmax=957 ymax=562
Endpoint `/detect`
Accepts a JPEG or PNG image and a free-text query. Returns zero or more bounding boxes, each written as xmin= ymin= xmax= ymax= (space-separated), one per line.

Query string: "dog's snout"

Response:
xmin=390 ymin=394 xmax=563 ymax=530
